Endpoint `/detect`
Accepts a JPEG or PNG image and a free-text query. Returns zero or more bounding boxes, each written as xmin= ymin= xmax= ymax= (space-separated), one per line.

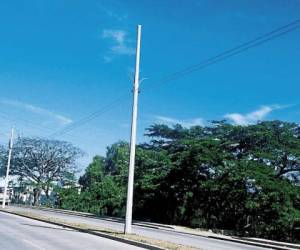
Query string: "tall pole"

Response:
xmin=124 ymin=25 xmax=142 ymax=234
xmin=2 ymin=128 xmax=14 ymax=208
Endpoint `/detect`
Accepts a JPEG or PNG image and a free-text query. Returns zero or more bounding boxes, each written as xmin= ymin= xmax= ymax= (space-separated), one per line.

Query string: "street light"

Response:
xmin=2 ymin=128 xmax=14 ymax=208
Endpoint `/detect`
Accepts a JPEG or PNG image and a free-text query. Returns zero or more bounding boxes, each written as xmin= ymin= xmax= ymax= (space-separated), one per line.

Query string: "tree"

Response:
xmin=55 ymin=120 xmax=300 ymax=242
xmin=79 ymin=155 xmax=106 ymax=189
xmin=133 ymin=146 xmax=172 ymax=221
xmin=0 ymin=137 xmax=83 ymax=206
xmin=104 ymin=141 xmax=129 ymax=178
xmin=77 ymin=155 xmax=125 ymax=216
xmin=142 ymin=121 xmax=300 ymax=241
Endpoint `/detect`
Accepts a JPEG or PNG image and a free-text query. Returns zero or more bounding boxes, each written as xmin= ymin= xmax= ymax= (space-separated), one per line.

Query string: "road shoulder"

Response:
xmin=0 ymin=208 xmax=200 ymax=250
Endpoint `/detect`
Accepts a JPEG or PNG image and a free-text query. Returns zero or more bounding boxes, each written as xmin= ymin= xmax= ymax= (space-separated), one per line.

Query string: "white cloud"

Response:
xmin=155 ymin=116 xmax=204 ymax=128
xmin=1 ymin=100 xmax=72 ymax=126
xmin=224 ymin=105 xmax=288 ymax=125
xmin=102 ymin=29 xmax=135 ymax=60
xmin=103 ymin=56 xmax=113 ymax=63
xmin=103 ymin=29 xmax=125 ymax=44
xmin=102 ymin=8 xmax=128 ymax=21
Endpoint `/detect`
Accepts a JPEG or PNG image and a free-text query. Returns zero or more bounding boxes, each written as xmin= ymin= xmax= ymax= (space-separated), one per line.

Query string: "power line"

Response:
xmin=143 ymin=20 xmax=300 ymax=91
xmin=49 ymin=95 xmax=128 ymax=138
xmin=48 ymin=19 xmax=300 ymax=138
xmin=0 ymin=111 xmax=53 ymax=133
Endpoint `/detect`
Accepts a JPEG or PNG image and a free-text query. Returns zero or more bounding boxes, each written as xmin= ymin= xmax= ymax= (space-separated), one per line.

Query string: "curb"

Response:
xmin=208 ymin=236 xmax=297 ymax=250
xmin=0 ymin=210 xmax=165 ymax=250
xmin=12 ymin=204 xmax=173 ymax=230
xmin=242 ymin=238 xmax=300 ymax=250
xmin=8 ymin=205 xmax=299 ymax=250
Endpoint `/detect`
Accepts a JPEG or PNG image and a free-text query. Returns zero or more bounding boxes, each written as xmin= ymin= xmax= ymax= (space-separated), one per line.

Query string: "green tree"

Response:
xmin=0 ymin=137 xmax=82 ymax=206
xmin=142 ymin=121 xmax=300 ymax=241
xmin=76 ymin=155 xmax=126 ymax=216
xmin=58 ymin=120 xmax=300 ymax=242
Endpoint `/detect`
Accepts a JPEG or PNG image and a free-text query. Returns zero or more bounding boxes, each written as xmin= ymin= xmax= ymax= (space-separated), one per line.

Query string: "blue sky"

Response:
xmin=0 ymin=0 xmax=299 ymax=167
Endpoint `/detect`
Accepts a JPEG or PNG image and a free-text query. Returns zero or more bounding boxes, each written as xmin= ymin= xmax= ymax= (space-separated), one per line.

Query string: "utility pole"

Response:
xmin=2 ymin=128 xmax=14 ymax=208
xmin=124 ymin=25 xmax=142 ymax=234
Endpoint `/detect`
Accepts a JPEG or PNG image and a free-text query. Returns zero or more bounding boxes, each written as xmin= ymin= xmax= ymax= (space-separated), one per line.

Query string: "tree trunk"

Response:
xmin=45 ymin=186 xmax=50 ymax=200
xmin=107 ymin=206 xmax=114 ymax=216
xmin=33 ymin=188 xmax=41 ymax=206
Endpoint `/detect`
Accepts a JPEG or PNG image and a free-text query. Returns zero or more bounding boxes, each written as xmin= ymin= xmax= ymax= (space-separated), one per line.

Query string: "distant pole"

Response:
xmin=124 ymin=25 xmax=142 ymax=234
xmin=2 ymin=128 xmax=14 ymax=208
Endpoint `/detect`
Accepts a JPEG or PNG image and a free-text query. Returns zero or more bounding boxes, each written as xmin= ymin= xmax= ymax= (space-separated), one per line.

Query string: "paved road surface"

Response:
xmin=7 ymin=206 xmax=272 ymax=250
xmin=0 ymin=212 xmax=144 ymax=250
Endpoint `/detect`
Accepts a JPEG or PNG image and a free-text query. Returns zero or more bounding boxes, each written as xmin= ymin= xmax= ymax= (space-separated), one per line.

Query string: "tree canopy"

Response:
xmin=0 ymin=137 xmax=82 ymax=205
xmin=55 ymin=120 xmax=300 ymax=242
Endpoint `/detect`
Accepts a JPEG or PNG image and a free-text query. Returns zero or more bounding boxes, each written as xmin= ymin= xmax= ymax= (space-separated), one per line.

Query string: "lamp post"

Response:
xmin=124 ymin=25 xmax=142 ymax=234
xmin=2 ymin=128 xmax=14 ymax=208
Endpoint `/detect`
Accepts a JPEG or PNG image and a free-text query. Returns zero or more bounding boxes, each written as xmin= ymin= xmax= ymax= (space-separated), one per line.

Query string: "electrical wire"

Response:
xmin=49 ymin=95 xmax=128 ymax=138
xmin=0 ymin=111 xmax=53 ymax=133
xmin=143 ymin=21 xmax=300 ymax=91
xmin=48 ymin=19 xmax=300 ymax=138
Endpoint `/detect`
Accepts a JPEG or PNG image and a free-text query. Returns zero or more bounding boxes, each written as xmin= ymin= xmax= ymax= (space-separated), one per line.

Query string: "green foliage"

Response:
xmin=55 ymin=187 xmax=81 ymax=210
xmin=59 ymin=152 xmax=127 ymax=216
xmin=0 ymin=137 xmax=82 ymax=206
xmin=58 ymin=121 xmax=300 ymax=242
xmin=79 ymin=155 xmax=106 ymax=188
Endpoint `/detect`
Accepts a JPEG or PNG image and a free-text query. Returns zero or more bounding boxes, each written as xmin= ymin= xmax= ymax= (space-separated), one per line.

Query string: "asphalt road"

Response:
xmin=6 ymin=206 xmax=271 ymax=250
xmin=0 ymin=212 xmax=144 ymax=250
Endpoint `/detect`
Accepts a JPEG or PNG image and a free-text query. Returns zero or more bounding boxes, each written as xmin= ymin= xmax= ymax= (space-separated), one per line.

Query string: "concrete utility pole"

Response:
xmin=2 ymin=128 xmax=14 ymax=208
xmin=124 ymin=25 xmax=142 ymax=234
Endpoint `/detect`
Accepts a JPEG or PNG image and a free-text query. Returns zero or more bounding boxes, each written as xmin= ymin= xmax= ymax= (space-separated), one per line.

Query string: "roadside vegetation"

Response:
xmin=57 ymin=120 xmax=300 ymax=243
xmin=1 ymin=120 xmax=300 ymax=243
xmin=0 ymin=138 xmax=82 ymax=205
